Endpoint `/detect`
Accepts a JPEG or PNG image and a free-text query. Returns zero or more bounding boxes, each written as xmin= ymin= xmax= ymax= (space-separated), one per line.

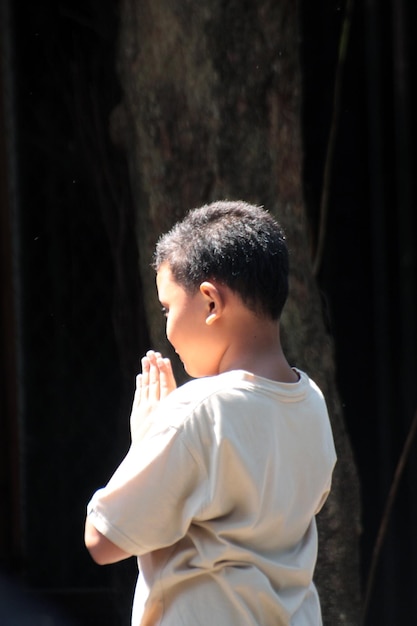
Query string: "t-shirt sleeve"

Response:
xmin=87 ymin=422 xmax=208 ymax=556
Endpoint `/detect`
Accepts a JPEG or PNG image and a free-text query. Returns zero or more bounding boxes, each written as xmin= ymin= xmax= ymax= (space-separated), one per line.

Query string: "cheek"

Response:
xmin=165 ymin=315 xmax=177 ymax=346
xmin=165 ymin=317 xmax=172 ymax=342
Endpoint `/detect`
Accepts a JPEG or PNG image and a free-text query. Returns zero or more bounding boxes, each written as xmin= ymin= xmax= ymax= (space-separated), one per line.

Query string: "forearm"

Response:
xmin=84 ymin=516 xmax=132 ymax=565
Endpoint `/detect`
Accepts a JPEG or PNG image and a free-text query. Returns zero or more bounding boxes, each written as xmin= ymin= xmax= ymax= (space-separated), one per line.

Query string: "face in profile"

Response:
xmin=156 ymin=263 xmax=225 ymax=378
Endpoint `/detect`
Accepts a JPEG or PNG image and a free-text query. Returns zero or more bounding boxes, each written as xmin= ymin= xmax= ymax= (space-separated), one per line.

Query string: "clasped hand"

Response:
xmin=130 ymin=350 xmax=177 ymax=442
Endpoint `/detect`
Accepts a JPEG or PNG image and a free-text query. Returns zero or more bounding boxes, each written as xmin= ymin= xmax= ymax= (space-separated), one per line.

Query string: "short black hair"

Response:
xmin=153 ymin=200 xmax=289 ymax=320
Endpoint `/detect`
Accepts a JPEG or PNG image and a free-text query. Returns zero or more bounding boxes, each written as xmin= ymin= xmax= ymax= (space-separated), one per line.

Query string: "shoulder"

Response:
xmin=146 ymin=371 xmax=255 ymax=437
xmin=158 ymin=372 xmax=246 ymax=423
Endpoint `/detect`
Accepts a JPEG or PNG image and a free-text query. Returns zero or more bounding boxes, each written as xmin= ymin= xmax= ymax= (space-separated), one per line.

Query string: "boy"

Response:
xmin=85 ymin=201 xmax=336 ymax=626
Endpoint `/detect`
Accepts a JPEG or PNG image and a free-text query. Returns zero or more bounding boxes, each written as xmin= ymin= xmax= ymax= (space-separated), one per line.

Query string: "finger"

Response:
xmin=146 ymin=351 xmax=160 ymax=394
xmin=147 ymin=350 xmax=161 ymax=361
xmin=141 ymin=356 xmax=150 ymax=400
xmin=133 ymin=374 xmax=142 ymax=408
xmin=157 ymin=356 xmax=177 ymax=397
xmin=148 ymin=354 xmax=160 ymax=403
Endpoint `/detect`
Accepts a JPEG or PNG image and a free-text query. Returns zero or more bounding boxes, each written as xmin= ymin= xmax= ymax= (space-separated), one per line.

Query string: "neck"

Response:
xmin=218 ymin=318 xmax=298 ymax=384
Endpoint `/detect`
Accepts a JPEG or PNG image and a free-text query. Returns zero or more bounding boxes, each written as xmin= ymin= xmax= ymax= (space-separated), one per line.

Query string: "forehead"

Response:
xmin=156 ymin=263 xmax=187 ymax=301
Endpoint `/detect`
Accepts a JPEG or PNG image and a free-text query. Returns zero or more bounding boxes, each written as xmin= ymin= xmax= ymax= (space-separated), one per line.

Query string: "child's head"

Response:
xmin=153 ymin=201 xmax=289 ymax=320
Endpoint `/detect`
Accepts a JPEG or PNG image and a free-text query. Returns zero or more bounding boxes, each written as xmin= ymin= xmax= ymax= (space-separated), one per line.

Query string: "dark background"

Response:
xmin=1 ymin=0 xmax=416 ymax=624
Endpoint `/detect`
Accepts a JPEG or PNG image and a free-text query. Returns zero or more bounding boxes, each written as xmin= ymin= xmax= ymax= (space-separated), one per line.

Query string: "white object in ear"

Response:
xmin=206 ymin=313 xmax=216 ymax=325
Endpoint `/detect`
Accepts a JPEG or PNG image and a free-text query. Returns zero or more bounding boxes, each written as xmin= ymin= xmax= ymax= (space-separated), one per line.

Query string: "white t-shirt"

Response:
xmin=87 ymin=369 xmax=336 ymax=626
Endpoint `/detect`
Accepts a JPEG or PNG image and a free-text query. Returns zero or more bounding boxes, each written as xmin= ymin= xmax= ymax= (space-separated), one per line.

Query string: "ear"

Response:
xmin=199 ymin=281 xmax=224 ymax=326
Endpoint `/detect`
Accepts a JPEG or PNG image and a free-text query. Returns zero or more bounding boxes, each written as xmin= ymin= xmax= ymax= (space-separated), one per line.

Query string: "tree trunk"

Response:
xmin=115 ymin=1 xmax=361 ymax=623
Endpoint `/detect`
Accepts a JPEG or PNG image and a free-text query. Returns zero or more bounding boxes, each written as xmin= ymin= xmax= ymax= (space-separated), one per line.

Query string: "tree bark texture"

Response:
xmin=115 ymin=1 xmax=361 ymax=623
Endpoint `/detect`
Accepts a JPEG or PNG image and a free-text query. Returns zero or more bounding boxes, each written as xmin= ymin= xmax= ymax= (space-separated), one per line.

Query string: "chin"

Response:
xmin=184 ymin=365 xmax=199 ymax=378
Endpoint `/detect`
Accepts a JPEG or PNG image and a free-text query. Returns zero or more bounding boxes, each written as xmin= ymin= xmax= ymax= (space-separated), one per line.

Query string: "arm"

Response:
xmin=85 ymin=351 xmax=177 ymax=565
xmin=84 ymin=517 xmax=132 ymax=565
